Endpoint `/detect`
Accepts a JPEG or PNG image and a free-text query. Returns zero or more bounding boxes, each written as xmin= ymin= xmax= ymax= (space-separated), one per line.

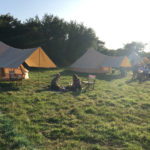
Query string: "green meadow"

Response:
xmin=0 ymin=68 xmax=150 ymax=150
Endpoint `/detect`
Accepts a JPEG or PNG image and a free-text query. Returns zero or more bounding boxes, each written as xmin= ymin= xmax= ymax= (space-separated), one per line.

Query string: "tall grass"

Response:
xmin=0 ymin=68 xmax=150 ymax=149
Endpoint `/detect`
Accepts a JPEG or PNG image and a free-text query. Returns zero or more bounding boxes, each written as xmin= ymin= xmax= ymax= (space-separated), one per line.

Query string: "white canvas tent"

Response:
xmin=0 ymin=41 xmax=56 ymax=80
xmin=128 ymin=51 xmax=143 ymax=66
xmin=70 ymin=48 xmax=131 ymax=73
xmin=0 ymin=41 xmax=56 ymax=68
xmin=143 ymin=57 xmax=150 ymax=65
xmin=128 ymin=51 xmax=150 ymax=66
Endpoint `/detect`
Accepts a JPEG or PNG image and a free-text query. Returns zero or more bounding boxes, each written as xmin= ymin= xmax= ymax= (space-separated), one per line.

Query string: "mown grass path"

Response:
xmin=0 ymin=68 xmax=150 ymax=150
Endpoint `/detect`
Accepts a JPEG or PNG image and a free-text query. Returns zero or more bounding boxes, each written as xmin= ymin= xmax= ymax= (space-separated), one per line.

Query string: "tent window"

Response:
xmin=0 ymin=68 xmax=5 ymax=76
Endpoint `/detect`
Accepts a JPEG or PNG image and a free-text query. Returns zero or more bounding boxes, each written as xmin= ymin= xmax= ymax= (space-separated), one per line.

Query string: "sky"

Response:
xmin=1 ymin=0 xmax=150 ymax=51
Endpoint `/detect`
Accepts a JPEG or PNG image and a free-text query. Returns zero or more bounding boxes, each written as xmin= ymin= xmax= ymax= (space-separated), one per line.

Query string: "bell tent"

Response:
xmin=128 ymin=51 xmax=143 ymax=66
xmin=70 ymin=48 xmax=131 ymax=73
xmin=128 ymin=51 xmax=150 ymax=66
xmin=0 ymin=41 xmax=56 ymax=81
xmin=142 ymin=57 xmax=150 ymax=65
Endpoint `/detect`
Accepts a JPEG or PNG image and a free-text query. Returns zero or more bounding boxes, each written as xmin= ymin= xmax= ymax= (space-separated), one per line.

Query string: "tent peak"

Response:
xmin=0 ymin=42 xmax=56 ymax=68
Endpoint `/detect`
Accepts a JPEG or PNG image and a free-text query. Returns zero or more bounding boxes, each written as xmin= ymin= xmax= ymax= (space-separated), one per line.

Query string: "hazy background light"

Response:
xmin=1 ymin=0 xmax=150 ymax=51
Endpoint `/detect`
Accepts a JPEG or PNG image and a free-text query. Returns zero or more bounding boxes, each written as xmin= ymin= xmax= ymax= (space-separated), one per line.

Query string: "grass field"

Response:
xmin=0 ymin=68 xmax=150 ymax=150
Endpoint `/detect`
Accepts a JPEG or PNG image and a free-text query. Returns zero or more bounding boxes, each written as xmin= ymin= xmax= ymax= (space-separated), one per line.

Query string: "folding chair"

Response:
xmin=9 ymin=71 xmax=17 ymax=81
xmin=9 ymin=71 xmax=23 ymax=85
xmin=82 ymin=74 xmax=96 ymax=91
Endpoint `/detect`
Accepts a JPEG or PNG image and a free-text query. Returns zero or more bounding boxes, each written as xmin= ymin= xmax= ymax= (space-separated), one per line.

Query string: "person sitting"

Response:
xmin=72 ymin=74 xmax=82 ymax=91
xmin=66 ymin=74 xmax=82 ymax=92
xmin=50 ymin=73 xmax=65 ymax=91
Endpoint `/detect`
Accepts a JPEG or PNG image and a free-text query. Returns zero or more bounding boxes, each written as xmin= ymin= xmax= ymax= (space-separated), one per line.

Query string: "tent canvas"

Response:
xmin=0 ymin=41 xmax=56 ymax=80
xmin=0 ymin=64 xmax=27 ymax=81
xmin=143 ymin=57 xmax=150 ymax=65
xmin=0 ymin=41 xmax=56 ymax=68
xmin=25 ymin=47 xmax=56 ymax=68
xmin=70 ymin=48 xmax=131 ymax=73
xmin=128 ymin=51 xmax=150 ymax=66
xmin=128 ymin=51 xmax=143 ymax=66
xmin=70 ymin=48 xmax=111 ymax=73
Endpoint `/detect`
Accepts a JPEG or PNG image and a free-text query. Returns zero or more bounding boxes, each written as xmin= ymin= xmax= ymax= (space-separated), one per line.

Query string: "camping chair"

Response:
xmin=9 ymin=71 xmax=17 ymax=81
xmin=82 ymin=74 xmax=96 ymax=91
xmin=9 ymin=71 xmax=23 ymax=85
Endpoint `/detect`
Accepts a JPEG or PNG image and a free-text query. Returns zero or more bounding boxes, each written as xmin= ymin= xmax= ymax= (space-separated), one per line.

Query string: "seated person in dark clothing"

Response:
xmin=66 ymin=74 xmax=82 ymax=92
xmin=50 ymin=73 xmax=65 ymax=91
xmin=72 ymin=74 xmax=82 ymax=91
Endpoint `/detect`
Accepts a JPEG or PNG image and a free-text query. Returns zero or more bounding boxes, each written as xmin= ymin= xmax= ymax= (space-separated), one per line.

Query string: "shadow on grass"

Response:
xmin=126 ymin=78 xmax=136 ymax=84
xmin=0 ymin=83 xmax=19 ymax=92
xmin=71 ymin=91 xmax=82 ymax=96
xmin=60 ymin=69 xmax=125 ymax=81
xmin=36 ymin=85 xmax=82 ymax=96
xmin=28 ymin=67 xmax=60 ymax=72
xmin=126 ymin=77 xmax=150 ymax=84
xmin=36 ymin=86 xmax=67 ymax=94
xmin=36 ymin=86 xmax=51 ymax=93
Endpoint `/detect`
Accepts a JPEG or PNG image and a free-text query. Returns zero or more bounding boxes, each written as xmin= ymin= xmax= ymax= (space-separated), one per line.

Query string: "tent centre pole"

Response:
xmin=38 ymin=48 xmax=40 ymax=86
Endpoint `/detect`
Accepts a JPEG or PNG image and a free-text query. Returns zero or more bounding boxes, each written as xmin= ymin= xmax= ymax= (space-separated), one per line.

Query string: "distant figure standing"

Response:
xmin=132 ymin=65 xmax=138 ymax=80
xmin=137 ymin=66 xmax=144 ymax=83
xmin=143 ymin=66 xmax=149 ymax=79
xmin=50 ymin=73 xmax=65 ymax=91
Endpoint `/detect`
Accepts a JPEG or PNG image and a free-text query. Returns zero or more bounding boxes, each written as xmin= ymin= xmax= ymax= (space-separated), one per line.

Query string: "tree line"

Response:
xmin=0 ymin=13 xmax=149 ymax=66
xmin=0 ymin=14 xmax=101 ymax=66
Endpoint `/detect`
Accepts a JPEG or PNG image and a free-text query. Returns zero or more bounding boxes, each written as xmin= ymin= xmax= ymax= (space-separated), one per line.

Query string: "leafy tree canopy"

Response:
xmin=1 ymin=14 xmax=150 ymax=66
xmin=123 ymin=41 xmax=146 ymax=53
xmin=0 ymin=14 xmax=103 ymax=66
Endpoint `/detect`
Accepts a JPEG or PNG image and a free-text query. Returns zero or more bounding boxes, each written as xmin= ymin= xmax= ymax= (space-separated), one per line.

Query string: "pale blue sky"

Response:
xmin=0 ymin=0 xmax=81 ymax=21
xmin=1 ymin=0 xmax=150 ymax=50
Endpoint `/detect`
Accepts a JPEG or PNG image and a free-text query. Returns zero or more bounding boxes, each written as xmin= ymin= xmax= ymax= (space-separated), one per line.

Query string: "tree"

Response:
xmin=0 ymin=13 xmax=104 ymax=66
xmin=0 ymin=13 xmax=22 ymax=46
xmin=123 ymin=41 xmax=146 ymax=53
xmin=111 ymin=42 xmax=147 ymax=57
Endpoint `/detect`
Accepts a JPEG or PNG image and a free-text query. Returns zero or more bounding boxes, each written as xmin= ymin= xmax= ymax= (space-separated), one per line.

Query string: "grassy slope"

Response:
xmin=0 ymin=68 xmax=150 ymax=150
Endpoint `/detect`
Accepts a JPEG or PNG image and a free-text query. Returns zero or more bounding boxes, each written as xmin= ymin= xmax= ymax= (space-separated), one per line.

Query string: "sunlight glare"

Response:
xmin=66 ymin=0 xmax=150 ymax=50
